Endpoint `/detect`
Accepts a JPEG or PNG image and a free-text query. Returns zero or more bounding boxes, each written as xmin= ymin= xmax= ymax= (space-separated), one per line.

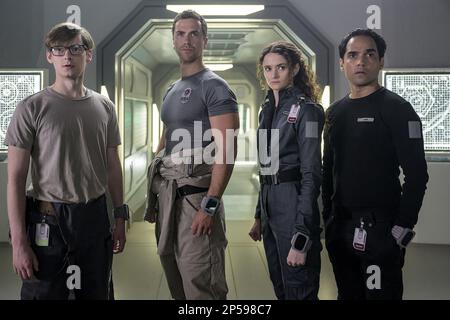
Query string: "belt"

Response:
xmin=175 ymin=185 xmax=209 ymax=200
xmin=259 ymin=167 xmax=302 ymax=185
xmin=334 ymin=206 xmax=396 ymax=222
xmin=38 ymin=201 xmax=56 ymax=215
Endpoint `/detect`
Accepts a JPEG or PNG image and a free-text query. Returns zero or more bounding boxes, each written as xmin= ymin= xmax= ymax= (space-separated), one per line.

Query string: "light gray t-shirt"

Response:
xmin=161 ymin=68 xmax=238 ymax=154
xmin=5 ymin=87 xmax=121 ymax=203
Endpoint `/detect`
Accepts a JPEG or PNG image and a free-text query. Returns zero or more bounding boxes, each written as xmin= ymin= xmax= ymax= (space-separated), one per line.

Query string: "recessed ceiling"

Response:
xmin=135 ymin=24 xmax=291 ymax=69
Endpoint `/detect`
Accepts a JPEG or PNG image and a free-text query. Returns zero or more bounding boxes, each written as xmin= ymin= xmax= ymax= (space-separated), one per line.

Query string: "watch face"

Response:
xmin=401 ymin=231 xmax=415 ymax=246
xmin=293 ymin=234 xmax=307 ymax=251
xmin=206 ymin=198 xmax=219 ymax=209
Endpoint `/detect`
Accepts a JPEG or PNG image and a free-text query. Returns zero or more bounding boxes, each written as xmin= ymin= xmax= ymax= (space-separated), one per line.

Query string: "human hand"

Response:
xmin=248 ymin=218 xmax=262 ymax=241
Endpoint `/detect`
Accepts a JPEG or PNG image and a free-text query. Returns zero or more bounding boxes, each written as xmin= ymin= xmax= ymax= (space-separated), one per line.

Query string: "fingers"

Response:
xmin=248 ymin=229 xmax=262 ymax=241
xmin=191 ymin=212 xmax=213 ymax=236
xmin=18 ymin=262 xmax=34 ymax=280
xmin=287 ymin=257 xmax=306 ymax=267
xmin=249 ymin=221 xmax=262 ymax=241
xmin=113 ymin=239 xmax=125 ymax=254
xmin=112 ymin=231 xmax=126 ymax=254
xmin=191 ymin=222 xmax=212 ymax=236
xmin=191 ymin=221 xmax=199 ymax=236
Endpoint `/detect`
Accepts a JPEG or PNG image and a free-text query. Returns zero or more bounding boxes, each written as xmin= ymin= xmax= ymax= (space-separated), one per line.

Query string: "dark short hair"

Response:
xmin=338 ymin=28 xmax=386 ymax=59
xmin=171 ymin=10 xmax=208 ymax=38
xmin=45 ymin=22 xmax=95 ymax=50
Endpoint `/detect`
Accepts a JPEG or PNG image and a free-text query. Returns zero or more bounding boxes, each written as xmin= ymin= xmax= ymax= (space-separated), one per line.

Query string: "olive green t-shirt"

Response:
xmin=5 ymin=87 xmax=121 ymax=203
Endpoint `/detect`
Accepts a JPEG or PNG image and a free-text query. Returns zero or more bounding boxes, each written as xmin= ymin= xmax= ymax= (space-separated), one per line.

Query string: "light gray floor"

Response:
xmin=1 ymin=220 xmax=450 ymax=300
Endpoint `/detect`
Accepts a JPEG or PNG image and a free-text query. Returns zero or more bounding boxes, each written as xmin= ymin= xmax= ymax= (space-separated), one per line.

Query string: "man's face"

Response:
xmin=173 ymin=18 xmax=207 ymax=64
xmin=46 ymin=34 xmax=92 ymax=81
xmin=340 ymin=35 xmax=384 ymax=88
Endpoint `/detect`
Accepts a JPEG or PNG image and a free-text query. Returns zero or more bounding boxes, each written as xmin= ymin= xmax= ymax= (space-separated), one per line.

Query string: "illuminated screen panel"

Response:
xmin=0 ymin=71 xmax=44 ymax=151
xmin=383 ymin=70 xmax=450 ymax=152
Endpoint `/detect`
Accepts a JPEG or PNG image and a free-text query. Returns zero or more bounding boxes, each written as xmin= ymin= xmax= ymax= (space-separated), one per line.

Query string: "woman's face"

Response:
xmin=262 ymin=52 xmax=293 ymax=92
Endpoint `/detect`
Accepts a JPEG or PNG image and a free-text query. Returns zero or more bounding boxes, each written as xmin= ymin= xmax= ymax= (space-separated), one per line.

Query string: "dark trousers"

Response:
xmin=325 ymin=207 xmax=405 ymax=300
xmin=21 ymin=195 xmax=113 ymax=300
xmin=260 ymin=183 xmax=321 ymax=300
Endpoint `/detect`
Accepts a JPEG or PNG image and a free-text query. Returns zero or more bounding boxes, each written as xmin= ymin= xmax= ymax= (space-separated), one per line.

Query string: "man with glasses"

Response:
xmin=5 ymin=22 xmax=127 ymax=299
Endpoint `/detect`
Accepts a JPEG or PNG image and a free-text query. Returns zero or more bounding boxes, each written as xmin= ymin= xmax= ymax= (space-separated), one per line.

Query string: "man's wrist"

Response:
xmin=114 ymin=204 xmax=130 ymax=221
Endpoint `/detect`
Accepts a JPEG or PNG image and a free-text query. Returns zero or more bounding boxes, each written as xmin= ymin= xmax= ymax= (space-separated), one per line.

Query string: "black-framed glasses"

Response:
xmin=50 ymin=44 xmax=87 ymax=56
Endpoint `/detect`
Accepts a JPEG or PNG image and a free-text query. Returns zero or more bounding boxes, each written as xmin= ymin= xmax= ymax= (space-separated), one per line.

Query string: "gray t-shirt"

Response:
xmin=161 ymin=68 xmax=238 ymax=154
xmin=5 ymin=87 xmax=121 ymax=203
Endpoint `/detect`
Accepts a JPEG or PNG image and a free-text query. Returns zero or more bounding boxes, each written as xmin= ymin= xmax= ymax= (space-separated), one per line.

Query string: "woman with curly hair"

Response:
xmin=249 ymin=41 xmax=324 ymax=300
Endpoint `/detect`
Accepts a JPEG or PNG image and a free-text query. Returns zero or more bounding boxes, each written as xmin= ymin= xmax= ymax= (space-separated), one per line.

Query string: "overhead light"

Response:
xmin=205 ymin=63 xmax=233 ymax=71
xmin=321 ymin=85 xmax=330 ymax=110
xmin=166 ymin=5 xmax=264 ymax=16
xmin=100 ymin=85 xmax=110 ymax=99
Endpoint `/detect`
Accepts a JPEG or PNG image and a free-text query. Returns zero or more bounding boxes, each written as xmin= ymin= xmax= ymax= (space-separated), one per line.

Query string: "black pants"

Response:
xmin=21 ymin=195 xmax=113 ymax=300
xmin=325 ymin=208 xmax=405 ymax=300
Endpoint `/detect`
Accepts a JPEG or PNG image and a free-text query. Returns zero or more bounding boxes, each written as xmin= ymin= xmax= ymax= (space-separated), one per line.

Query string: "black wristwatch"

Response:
xmin=291 ymin=232 xmax=312 ymax=253
xmin=397 ymin=228 xmax=416 ymax=248
xmin=114 ymin=204 xmax=130 ymax=220
xmin=200 ymin=196 xmax=220 ymax=216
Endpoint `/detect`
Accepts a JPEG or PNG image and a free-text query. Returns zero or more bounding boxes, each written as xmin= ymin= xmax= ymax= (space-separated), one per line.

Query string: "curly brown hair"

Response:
xmin=257 ymin=41 xmax=321 ymax=102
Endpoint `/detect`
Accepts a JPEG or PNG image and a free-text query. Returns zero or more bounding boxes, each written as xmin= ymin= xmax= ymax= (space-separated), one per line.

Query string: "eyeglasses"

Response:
xmin=50 ymin=44 xmax=87 ymax=56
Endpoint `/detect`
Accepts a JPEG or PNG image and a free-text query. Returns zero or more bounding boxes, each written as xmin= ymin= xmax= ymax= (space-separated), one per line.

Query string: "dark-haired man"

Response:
xmin=322 ymin=28 xmax=428 ymax=299
xmin=145 ymin=10 xmax=239 ymax=299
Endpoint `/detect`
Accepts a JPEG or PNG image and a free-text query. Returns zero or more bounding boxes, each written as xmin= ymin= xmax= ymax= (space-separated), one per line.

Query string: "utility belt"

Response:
xmin=333 ymin=205 xmax=397 ymax=223
xmin=259 ymin=167 xmax=302 ymax=185
xmin=175 ymin=185 xmax=209 ymax=200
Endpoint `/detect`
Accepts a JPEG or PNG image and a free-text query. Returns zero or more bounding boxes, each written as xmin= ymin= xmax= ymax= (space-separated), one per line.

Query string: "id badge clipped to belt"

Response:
xmin=35 ymin=218 xmax=50 ymax=247
xmin=353 ymin=218 xmax=367 ymax=252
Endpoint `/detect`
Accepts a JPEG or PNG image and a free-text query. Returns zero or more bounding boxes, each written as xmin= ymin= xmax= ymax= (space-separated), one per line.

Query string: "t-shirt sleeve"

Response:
xmin=4 ymin=100 xmax=36 ymax=150
xmin=107 ymin=100 xmax=122 ymax=148
xmin=203 ymin=78 xmax=238 ymax=116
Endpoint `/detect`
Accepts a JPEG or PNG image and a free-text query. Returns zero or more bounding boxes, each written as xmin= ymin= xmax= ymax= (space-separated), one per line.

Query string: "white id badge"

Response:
xmin=35 ymin=223 xmax=49 ymax=247
xmin=287 ymin=104 xmax=300 ymax=123
xmin=353 ymin=227 xmax=367 ymax=251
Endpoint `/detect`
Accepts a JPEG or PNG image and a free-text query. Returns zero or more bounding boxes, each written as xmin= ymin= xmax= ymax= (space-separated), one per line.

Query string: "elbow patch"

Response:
xmin=408 ymin=121 xmax=422 ymax=139
xmin=305 ymin=121 xmax=319 ymax=138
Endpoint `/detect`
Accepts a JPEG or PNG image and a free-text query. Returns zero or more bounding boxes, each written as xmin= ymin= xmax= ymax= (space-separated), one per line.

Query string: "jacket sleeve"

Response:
xmin=321 ymin=107 xmax=334 ymax=223
xmin=381 ymin=101 xmax=429 ymax=229
xmin=294 ymin=103 xmax=325 ymax=236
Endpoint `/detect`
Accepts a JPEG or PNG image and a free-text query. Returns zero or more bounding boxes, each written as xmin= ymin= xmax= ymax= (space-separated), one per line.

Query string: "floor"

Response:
xmin=1 ymin=220 xmax=450 ymax=300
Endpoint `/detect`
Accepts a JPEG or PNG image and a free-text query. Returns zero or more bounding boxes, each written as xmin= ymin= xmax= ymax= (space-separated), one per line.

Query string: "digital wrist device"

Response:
xmin=200 ymin=196 xmax=220 ymax=216
xmin=392 ymin=226 xmax=415 ymax=248
xmin=291 ymin=231 xmax=312 ymax=253
xmin=114 ymin=204 xmax=130 ymax=220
